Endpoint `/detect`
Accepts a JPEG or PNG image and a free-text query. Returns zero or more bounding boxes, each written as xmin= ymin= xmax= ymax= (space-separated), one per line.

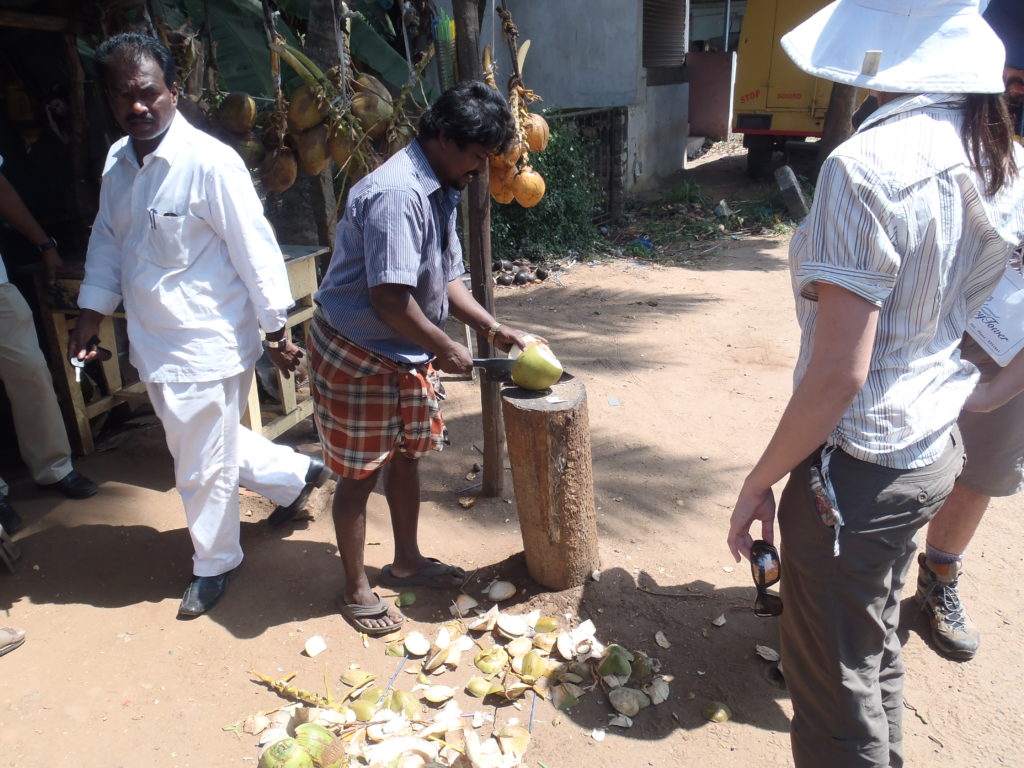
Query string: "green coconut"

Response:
xmin=218 ymin=91 xmax=257 ymax=133
xmin=511 ymin=343 xmax=563 ymax=390
xmin=351 ymin=92 xmax=393 ymax=139
xmin=288 ymin=84 xmax=328 ymax=132
xmin=258 ymin=738 xmax=314 ymax=768
xmin=232 ymin=132 xmax=266 ymax=169
xmin=294 ymin=123 xmax=330 ymax=176
xmin=293 ymin=723 xmax=336 ymax=765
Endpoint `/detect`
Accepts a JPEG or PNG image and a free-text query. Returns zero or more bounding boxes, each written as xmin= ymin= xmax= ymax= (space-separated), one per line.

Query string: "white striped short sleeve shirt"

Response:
xmin=790 ymin=93 xmax=1024 ymax=469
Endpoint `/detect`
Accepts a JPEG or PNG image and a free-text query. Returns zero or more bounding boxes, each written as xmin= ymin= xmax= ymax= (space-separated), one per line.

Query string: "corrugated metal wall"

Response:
xmin=643 ymin=0 xmax=690 ymax=67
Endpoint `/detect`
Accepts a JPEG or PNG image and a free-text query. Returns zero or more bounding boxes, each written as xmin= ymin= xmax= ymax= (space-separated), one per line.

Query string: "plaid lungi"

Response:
xmin=309 ymin=313 xmax=448 ymax=480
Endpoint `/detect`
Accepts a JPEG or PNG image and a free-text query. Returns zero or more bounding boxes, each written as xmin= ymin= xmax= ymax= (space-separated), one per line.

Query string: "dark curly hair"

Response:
xmin=418 ymin=80 xmax=515 ymax=154
xmin=95 ymin=32 xmax=178 ymax=90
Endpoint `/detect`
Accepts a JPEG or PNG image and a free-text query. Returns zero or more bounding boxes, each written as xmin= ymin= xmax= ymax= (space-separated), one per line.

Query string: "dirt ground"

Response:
xmin=2 ymin=151 xmax=1023 ymax=768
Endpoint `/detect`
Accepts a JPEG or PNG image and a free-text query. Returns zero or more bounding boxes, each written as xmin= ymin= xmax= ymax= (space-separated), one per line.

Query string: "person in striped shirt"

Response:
xmin=725 ymin=1 xmax=1024 ymax=766
xmin=310 ymin=82 xmax=534 ymax=635
xmin=914 ymin=0 xmax=1024 ymax=663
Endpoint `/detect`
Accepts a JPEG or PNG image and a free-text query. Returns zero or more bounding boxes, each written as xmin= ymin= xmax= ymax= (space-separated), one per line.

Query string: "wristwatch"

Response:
xmin=36 ymin=236 xmax=58 ymax=254
xmin=265 ymin=337 xmax=287 ymax=349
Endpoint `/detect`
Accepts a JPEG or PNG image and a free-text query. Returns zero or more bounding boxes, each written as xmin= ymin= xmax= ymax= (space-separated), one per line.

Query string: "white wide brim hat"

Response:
xmin=781 ymin=0 xmax=1005 ymax=94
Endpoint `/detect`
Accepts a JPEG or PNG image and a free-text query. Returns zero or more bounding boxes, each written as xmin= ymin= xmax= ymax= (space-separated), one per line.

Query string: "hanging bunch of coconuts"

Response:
xmin=212 ymin=30 xmax=428 ymax=195
xmin=484 ymin=8 xmax=550 ymax=209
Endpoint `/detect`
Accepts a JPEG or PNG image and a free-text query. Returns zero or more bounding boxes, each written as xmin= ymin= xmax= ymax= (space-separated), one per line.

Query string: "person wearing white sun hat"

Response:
xmin=726 ymin=1 xmax=1024 ymax=766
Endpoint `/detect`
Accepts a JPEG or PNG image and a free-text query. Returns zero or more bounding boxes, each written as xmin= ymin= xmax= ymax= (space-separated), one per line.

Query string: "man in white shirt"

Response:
xmin=0 ymin=158 xmax=98 ymax=535
xmin=68 ymin=33 xmax=328 ymax=617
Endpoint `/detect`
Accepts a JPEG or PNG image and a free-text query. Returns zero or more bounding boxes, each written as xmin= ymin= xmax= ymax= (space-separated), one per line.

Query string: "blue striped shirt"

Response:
xmin=315 ymin=140 xmax=464 ymax=363
xmin=791 ymin=93 xmax=1024 ymax=469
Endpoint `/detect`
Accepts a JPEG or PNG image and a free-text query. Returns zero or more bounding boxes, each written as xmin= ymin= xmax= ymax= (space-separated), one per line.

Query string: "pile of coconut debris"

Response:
xmin=245 ymin=583 xmax=672 ymax=768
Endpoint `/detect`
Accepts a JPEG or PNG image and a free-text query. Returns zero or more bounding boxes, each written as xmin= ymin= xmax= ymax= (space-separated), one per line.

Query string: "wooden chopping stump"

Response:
xmin=501 ymin=375 xmax=599 ymax=590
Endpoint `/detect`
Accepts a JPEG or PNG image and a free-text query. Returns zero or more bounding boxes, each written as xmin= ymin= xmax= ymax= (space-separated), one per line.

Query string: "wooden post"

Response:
xmin=453 ymin=0 xmax=505 ymax=496
xmin=502 ymin=378 xmax=599 ymax=590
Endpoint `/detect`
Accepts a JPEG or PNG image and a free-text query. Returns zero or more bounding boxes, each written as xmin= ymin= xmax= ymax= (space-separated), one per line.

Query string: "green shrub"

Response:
xmin=490 ymin=117 xmax=601 ymax=261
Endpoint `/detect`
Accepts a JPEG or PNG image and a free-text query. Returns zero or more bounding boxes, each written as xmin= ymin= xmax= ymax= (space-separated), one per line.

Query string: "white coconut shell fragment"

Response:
xmin=487 ymin=580 xmax=517 ymax=602
xmin=303 ymin=634 xmax=328 ymax=657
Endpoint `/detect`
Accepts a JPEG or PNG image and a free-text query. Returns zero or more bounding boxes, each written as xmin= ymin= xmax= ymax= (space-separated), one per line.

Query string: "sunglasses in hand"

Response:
xmin=750 ymin=539 xmax=783 ymax=617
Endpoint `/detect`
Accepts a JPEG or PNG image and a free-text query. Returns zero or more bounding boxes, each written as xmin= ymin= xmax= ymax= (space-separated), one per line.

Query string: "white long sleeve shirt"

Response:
xmin=79 ymin=112 xmax=292 ymax=382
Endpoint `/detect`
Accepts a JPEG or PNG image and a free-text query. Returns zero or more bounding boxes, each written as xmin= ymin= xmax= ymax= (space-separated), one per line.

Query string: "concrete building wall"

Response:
xmin=627 ymin=81 xmax=689 ymax=195
xmin=435 ymin=0 xmax=689 ymax=198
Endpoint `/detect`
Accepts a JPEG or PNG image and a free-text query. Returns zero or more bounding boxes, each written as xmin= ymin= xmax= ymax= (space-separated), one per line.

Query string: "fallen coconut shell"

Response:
xmin=552 ymin=684 xmax=579 ymax=710
xmin=350 ymin=699 xmax=377 ymax=722
xmin=466 ymin=604 xmax=499 ymax=631
xmin=505 ymin=637 xmax=533 ymax=658
xmin=404 ymin=631 xmax=431 ymax=657
xmin=474 ymin=646 xmax=509 ymax=675
xmin=341 ymin=667 xmax=374 ymax=688
xmin=423 ymin=685 xmax=454 ymax=703
xmin=466 ymin=677 xmax=503 ymax=698
xmin=497 ymin=724 xmax=531 ymax=759
xmin=534 ymin=616 xmax=559 ymax=634
xmin=533 ymin=632 xmax=558 ymax=652
xmin=702 ymin=700 xmax=732 ymax=723
xmin=487 ymin=580 xmax=516 ymax=602
xmin=521 ymin=650 xmax=547 ymax=681
xmin=450 ymin=593 xmax=479 ymax=617
xmin=496 ymin=273 xmax=514 ymax=286
xmin=496 ymin=612 xmax=529 ymax=638
xmin=294 ymin=723 xmax=336 ymax=765
xmin=555 ymin=632 xmax=575 ymax=660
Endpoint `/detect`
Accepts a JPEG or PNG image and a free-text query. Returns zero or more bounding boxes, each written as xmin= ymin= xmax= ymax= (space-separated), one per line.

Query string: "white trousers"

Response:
xmin=146 ymin=367 xmax=311 ymax=577
xmin=0 ymin=282 xmax=73 ymax=495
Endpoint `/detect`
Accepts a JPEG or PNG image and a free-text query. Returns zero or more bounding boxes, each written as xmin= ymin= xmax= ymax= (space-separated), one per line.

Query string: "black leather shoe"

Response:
xmin=38 ymin=470 xmax=98 ymax=499
xmin=0 ymin=494 xmax=22 ymax=535
xmin=267 ymin=456 xmax=331 ymax=526
xmin=178 ymin=571 xmax=232 ymax=616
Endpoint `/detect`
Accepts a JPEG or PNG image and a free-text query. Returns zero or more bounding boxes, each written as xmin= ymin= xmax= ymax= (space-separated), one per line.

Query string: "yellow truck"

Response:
xmin=733 ymin=0 xmax=833 ymax=176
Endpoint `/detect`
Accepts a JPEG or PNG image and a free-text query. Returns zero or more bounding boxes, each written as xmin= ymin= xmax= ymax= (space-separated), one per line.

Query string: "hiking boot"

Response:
xmin=915 ymin=553 xmax=980 ymax=660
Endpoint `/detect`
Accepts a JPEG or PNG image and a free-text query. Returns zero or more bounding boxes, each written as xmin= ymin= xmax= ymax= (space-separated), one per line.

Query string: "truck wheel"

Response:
xmin=744 ymin=136 xmax=774 ymax=178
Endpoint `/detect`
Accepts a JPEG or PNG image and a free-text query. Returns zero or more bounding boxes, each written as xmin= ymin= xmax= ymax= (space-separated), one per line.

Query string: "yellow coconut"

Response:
xmin=489 ymin=164 xmax=516 ymax=204
xmin=524 ymin=113 xmax=550 ymax=152
xmin=288 ymin=84 xmax=328 ymax=132
xmin=218 ymin=91 xmax=257 ymax=133
xmin=511 ymin=166 xmax=545 ymax=208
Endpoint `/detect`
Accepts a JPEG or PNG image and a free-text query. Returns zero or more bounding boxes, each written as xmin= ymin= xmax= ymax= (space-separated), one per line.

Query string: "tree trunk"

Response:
xmin=453 ymin=0 xmax=505 ymax=496
xmin=502 ymin=378 xmax=600 ymax=590
xmin=817 ymin=83 xmax=858 ymax=171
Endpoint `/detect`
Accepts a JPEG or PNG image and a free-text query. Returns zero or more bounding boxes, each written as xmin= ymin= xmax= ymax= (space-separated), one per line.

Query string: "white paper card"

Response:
xmin=967 ymin=264 xmax=1024 ymax=367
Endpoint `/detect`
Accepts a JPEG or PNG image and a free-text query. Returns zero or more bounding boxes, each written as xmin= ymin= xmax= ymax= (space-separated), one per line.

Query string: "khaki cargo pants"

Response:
xmin=778 ymin=432 xmax=963 ymax=768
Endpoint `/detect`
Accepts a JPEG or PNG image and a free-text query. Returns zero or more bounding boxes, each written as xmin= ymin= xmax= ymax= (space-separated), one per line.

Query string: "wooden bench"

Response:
xmin=41 ymin=244 xmax=327 ymax=453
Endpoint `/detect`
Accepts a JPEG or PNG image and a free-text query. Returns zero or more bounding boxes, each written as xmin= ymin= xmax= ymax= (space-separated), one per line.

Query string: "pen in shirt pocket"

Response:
xmin=147 ymin=207 xmax=157 ymax=229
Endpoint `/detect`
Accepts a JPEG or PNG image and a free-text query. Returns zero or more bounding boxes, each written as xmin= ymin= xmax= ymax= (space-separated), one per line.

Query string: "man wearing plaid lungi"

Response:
xmin=310 ymin=82 xmax=535 ymax=635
